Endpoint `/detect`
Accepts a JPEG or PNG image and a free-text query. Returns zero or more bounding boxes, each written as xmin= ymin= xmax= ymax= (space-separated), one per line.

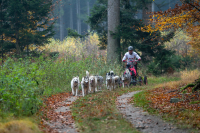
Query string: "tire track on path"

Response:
xmin=117 ymin=91 xmax=190 ymax=133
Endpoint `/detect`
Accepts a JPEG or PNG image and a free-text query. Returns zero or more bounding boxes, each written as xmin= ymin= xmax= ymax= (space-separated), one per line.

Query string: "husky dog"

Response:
xmin=112 ymin=75 xmax=120 ymax=90
xmin=118 ymin=77 xmax=123 ymax=87
xmin=122 ymin=69 xmax=131 ymax=88
xmin=89 ymin=75 xmax=96 ymax=93
xmin=106 ymin=73 xmax=112 ymax=90
xmin=81 ymin=71 xmax=90 ymax=97
xmin=95 ymin=75 xmax=104 ymax=91
xmin=71 ymin=76 xmax=80 ymax=96
xmin=110 ymin=71 xmax=115 ymax=77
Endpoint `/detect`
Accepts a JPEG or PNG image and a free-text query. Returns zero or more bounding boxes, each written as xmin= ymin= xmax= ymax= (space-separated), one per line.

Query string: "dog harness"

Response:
xmin=122 ymin=52 xmax=141 ymax=64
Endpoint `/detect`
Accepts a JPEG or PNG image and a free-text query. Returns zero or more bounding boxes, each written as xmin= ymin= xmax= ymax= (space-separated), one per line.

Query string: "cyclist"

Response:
xmin=122 ymin=46 xmax=141 ymax=76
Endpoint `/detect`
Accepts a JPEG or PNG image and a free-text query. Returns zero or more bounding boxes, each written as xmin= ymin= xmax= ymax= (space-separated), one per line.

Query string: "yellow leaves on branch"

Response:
xmin=141 ymin=0 xmax=200 ymax=32
xmin=141 ymin=11 xmax=193 ymax=33
xmin=187 ymin=25 xmax=200 ymax=52
xmin=140 ymin=0 xmax=200 ymax=52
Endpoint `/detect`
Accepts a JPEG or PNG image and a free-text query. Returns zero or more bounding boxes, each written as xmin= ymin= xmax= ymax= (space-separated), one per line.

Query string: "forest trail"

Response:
xmin=117 ymin=91 xmax=191 ymax=133
xmin=44 ymin=90 xmax=194 ymax=133
xmin=44 ymin=96 xmax=78 ymax=133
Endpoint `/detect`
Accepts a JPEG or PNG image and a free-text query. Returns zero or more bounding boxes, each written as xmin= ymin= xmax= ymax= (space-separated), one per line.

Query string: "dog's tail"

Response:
xmin=86 ymin=71 xmax=89 ymax=77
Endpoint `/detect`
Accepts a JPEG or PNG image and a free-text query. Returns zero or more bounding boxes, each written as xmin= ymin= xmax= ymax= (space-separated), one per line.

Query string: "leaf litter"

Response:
xmin=146 ymin=86 xmax=200 ymax=129
xmin=38 ymin=92 xmax=78 ymax=133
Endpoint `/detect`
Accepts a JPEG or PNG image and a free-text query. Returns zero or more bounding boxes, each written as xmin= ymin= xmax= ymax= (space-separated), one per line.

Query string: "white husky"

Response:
xmin=71 ymin=76 xmax=80 ymax=96
xmin=95 ymin=75 xmax=104 ymax=91
xmin=122 ymin=69 xmax=131 ymax=88
xmin=106 ymin=73 xmax=112 ymax=90
xmin=89 ymin=75 xmax=96 ymax=93
xmin=81 ymin=71 xmax=90 ymax=97
xmin=112 ymin=75 xmax=120 ymax=90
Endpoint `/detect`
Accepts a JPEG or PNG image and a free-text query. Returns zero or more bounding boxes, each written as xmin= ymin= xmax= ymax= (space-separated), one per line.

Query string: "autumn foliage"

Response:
xmin=138 ymin=70 xmax=200 ymax=129
xmin=39 ymin=92 xmax=75 ymax=133
xmin=141 ymin=0 xmax=200 ymax=52
xmin=146 ymin=87 xmax=200 ymax=129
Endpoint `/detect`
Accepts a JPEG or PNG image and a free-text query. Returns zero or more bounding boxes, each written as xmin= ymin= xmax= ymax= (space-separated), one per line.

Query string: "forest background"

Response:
xmin=0 ymin=0 xmax=200 ymax=132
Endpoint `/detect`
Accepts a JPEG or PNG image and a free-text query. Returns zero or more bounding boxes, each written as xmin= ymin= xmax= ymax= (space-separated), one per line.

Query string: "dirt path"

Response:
xmin=117 ymin=91 xmax=191 ymax=133
xmin=44 ymin=96 xmax=78 ymax=133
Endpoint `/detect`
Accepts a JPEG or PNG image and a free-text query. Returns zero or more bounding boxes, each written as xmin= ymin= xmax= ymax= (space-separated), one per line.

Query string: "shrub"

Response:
xmin=0 ymin=55 xmax=122 ymax=117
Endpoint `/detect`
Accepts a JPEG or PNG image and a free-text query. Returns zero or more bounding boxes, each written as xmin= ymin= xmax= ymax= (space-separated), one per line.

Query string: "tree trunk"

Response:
xmin=1 ymin=35 xmax=2 ymax=57
xmin=142 ymin=3 xmax=152 ymax=25
xmin=60 ymin=2 xmax=64 ymax=41
xmin=15 ymin=32 xmax=21 ymax=55
xmin=181 ymin=78 xmax=200 ymax=92
xmin=79 ymin=0 xmax=81 ymax=34
xmin=1 ymin=1 xmax=3 ymax=64
xmin=70 ymin=0 xmax=73 ymax=29
xmin=76 ymin=0 xmax=79 ymax=34
xmin=76 ymin=0 xmax=81 ymax=34
xmin=15 ymin=11 xmax=21 ymax=55
xmin=107 ymin=0 xmax=120 ymax=63
xmin=87 ymin=1 xmax=90 ymax=31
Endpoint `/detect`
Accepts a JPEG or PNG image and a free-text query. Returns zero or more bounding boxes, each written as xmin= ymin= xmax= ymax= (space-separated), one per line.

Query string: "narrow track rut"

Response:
xmin=117 ymin=91 xmax=191 ymax=133
xmin=44 ymin=96 xmax=78 ymax=133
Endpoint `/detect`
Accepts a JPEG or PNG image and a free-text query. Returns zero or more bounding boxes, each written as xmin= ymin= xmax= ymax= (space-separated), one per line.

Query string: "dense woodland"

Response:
xmin=0 ymin=0 xmax=199 ymax=132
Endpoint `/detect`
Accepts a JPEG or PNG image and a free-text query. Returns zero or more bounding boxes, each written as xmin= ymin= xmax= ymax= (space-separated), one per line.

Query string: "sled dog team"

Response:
xmin=71 ymin=69 xmax=131 ymax=97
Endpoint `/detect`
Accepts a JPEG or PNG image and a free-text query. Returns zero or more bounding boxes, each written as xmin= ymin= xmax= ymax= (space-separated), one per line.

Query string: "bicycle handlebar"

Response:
xmin=123 ymin=60 xmax=138 ymax=63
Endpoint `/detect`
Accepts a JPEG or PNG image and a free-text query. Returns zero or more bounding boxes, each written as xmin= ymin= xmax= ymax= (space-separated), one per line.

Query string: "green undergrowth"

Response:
xmin=133 ymin=91 xmax=156 ymax=113
xmin=0 ymin=55 xmax=122 ymax=118
xmin=71 ymin=74 xmax=180 ymax=133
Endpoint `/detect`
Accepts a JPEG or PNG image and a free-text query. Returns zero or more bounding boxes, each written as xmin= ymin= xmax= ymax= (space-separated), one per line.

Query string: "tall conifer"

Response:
xmin=1 ymin=0 xmax=54 ymax=55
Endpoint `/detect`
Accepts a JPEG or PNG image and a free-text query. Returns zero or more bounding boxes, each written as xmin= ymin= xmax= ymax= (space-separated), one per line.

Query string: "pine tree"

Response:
xmin=0 ymin=0 xmax=12 ymax=58
xmin=1 ymin=0 xmax=54 ymax=55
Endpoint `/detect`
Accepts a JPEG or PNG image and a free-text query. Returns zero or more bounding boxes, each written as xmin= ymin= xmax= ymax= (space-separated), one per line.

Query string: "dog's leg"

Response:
xmin=85 ymin=88 xmax=87 ymax=95
xmin=106 ymin=81 xmax=108 ymax=90
xmin=75 ymin=88 xmax=78 ymax=96
xmin=89 ymin=82 xmax=92 ymax=93
xmin=82 ymin=86 xmax=85 ymax=97
xmin=95 ymin=86 xmax=98 ymax=92
xmin=86 ymin=88 xmax=88 ymax=95
xmin=84 ymin=88 xmax=86 ymax=97
xmin=93 ymin=88 xmax=95 ymax=93
xmin=72 ymin=87 xmax=75 ymax=95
